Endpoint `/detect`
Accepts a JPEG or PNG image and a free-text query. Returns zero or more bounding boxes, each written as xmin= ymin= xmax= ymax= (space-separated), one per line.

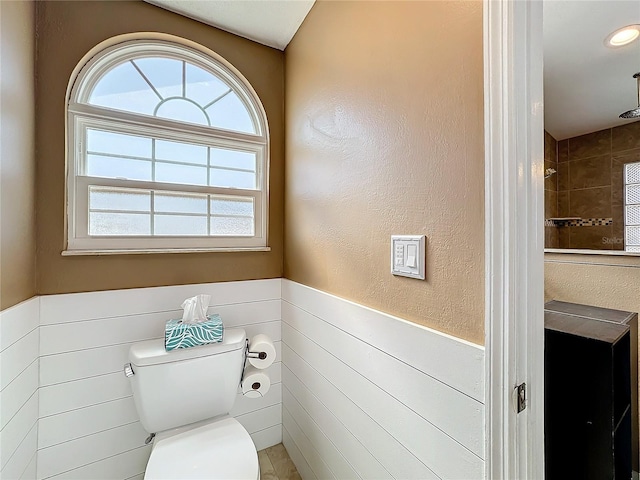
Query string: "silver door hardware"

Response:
xmin=516 ymin=382 xmax=526 ymax=413
xmin=245 ymin=339 xmax=267 ymax=359
xmin=124 ymin=363 xmax=134 ymax=377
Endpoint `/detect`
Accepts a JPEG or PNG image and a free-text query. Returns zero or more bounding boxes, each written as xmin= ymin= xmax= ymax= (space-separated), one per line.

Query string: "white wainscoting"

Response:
xmin=0 ymin=297 xmax=40 ymax=480
xmin=36 ymin=279 xmax=282 ymax=480
xmin=281 ymin=280 xmax=486 ymax=480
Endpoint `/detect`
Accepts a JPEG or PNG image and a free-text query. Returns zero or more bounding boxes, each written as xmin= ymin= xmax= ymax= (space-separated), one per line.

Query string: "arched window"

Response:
xmin=66 ymin=39 xmax=269 ymax=253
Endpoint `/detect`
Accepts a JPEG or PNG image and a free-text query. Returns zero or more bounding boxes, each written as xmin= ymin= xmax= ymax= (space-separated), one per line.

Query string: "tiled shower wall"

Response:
xmin=544 ymin=130 xmax=559 ymax=248
xmin=545 ymin=120 xmax=640 ymax=250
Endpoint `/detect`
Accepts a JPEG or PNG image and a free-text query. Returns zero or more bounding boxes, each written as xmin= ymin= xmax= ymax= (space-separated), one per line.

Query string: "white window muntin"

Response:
xmin=68 ymin=117 xmax=267 ymax=251
xmin=69 ymin=40 xmax=265 ymax=137
xmin=66 ymin=39 xmax=269 ymax=253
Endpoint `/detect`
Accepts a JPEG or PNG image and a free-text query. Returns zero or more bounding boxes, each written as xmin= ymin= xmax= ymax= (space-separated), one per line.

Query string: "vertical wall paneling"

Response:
xmin=0 ymin=297 xmax=40 ymax=479
xmin=36 ymin=279 xmax=282 ymax=480
xmin=281 ymin=280 xmax=486 ymax=480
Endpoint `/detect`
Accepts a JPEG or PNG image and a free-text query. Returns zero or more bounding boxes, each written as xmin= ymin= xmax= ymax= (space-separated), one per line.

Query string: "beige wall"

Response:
xmin=284 ymin=1 xmax=485 ymax=344
xmin=545 ymin=254 xmax=640 ymax=313
xmin=0 ymin=0 xmax=36 ymax=310
xmin=36 ymin=1 xmax=284 ymax=295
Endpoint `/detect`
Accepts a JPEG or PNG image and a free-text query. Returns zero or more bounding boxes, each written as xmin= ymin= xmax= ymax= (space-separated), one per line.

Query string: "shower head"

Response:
xmin=620 ymin=72 xmax=640 ymax=119
xmin=544 ymin=168 xmax=557 ymax=179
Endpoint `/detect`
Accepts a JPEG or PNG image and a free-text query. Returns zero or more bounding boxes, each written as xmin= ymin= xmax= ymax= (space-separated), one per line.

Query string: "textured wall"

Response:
xmin=284 ymin=1 xmax=485 ymax=344
xmin=36 ymin=0 xmax=284 ymax=295
xmin=545 ymin=254 xmax=640 ymax=310
xmin=0 ymin=0 xmax=36 ymax=310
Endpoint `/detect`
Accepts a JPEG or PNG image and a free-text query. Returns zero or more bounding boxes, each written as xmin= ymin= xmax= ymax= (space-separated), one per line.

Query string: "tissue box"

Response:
xmin=165 ymin=314 xmax=223 ymax=351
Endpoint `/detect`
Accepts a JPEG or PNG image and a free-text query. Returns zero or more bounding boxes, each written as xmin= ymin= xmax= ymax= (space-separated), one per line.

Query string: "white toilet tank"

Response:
xmin=127 ymin=328 xmax=246 ymax=434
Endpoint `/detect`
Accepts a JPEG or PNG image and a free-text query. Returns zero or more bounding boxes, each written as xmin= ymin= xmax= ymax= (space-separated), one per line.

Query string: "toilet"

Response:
xmin=125 ymin=328 xmax=260 ymax=479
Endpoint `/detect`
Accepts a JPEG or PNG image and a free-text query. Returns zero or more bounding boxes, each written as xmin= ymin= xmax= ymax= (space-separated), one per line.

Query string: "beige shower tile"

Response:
xmin=558 ymin=191 xmax=570 ymax=217
xmin=545 ymin=226 xmax=559 ymax=249
xmin=558 ymin=139 xmax=569 ymax=163
xmin=569 ymin=225 xmax=612 ymax=250
xmin=545 ymin=131 xmax=557 ymax=163
xmin=568 ymin=129 xmax=611 ymax=160
xmin=569 ymin=186 xmax=611 ymax=218
xmin=558 ymin=226 xmax=571 ymax=249
xmin=545 ymin=160 xmax=557 ymax=192
xmin=612 ymin=149 xmax=640 ymax=206
xmin=557 ymin=161 xmax=569 ymax=191
xmin=545 ymin=190 xmax=558 ymax=218
xmin=568 ymin=154 xmax=611 ymax=190
xmin=612 ymin=120 xmax=640 ymax=153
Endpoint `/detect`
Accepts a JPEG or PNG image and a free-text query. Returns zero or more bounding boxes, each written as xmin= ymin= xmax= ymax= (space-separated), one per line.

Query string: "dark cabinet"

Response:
xmin=544 ymin=301 xmax=638 ymax=480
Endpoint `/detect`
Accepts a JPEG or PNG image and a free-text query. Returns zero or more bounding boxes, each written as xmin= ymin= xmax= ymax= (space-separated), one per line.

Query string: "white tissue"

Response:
xmin=241 ymin=367 xmax=271 ymax=398
xmin=247 ymin=334 xmax=276 ymax=369
xmin=180 ymin=294 xmax=211 ymax=324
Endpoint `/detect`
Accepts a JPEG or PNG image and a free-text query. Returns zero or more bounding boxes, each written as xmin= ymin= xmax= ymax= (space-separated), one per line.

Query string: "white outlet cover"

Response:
xmin=391 ymin=235 xmax=426 ymax=280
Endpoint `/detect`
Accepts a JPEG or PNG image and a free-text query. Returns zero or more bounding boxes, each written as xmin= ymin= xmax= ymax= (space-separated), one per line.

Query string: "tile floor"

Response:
xmin=258 ymin=443 xmax=301 ymax=480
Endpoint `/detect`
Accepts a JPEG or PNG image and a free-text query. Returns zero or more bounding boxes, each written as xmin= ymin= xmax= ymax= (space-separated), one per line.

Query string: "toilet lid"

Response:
xmin=145 ymin=417 xmax=259 ymax=479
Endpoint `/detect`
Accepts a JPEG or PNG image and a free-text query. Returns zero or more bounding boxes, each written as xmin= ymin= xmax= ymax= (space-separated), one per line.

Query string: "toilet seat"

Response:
xmin=144 ymin=416 xmax=259 ymax=479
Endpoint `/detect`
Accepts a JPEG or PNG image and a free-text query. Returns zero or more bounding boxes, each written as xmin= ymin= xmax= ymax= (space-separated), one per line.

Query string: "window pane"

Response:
xmin=211 ymin=197 xmax=254 ymax=216
xmin=627 ymin=184 xmax=640 ymax=205
xmin=627 ymin=205 xmax=640 ymax=226
xmin=89 ymin=62 xmax=159 ymax=115
xmin=156 ymin=139 xmax=208 ymax=166
xmin=155 ymin=215 xmax=207 ymax=236
xmin=87 ymin=155 xmax=152 ymax=181
xmin=155 ymin=192 xmax=207 ymax=214
xmin=626 ymin=226 xmax=640 ymax=245
xmin=89 ymin=212 xmax=150 ymax=236
xmin=627 ymin=246 xmax=640 ymax=252
xmin=133 ymin=58 xmax=183 ymax=99
xmin=209 ymin=168 xmax=255 ymax=189
xmin=626 ymin=162 xmax=640 ymax=185
xmin=210 ymin=148 xmax=256 ymax=170
xmin=186 ymin=63 xmax=229 ymax=107
xmin=207 ymin=91 xmax=256 ymax=134
xmin=156 ymin=98 xmax=209 ymax=126
xmin=89 ymin=187 xmax=150 ymax=212
xmin=210 ymin=216 xmax=254 ymax=236
xmin=87 ymin=129 xmax=152 ymax=159
xmin=156 ymin=163 xmax=207 ymax=186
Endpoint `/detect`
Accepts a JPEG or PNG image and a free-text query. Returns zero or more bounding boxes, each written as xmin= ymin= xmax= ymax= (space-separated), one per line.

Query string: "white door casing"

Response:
xmin=484 ymin=0 xmax=545 ymax=478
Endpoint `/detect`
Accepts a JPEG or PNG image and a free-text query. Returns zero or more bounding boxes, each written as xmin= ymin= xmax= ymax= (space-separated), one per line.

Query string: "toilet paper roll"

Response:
xmin=242 ymin=367 xmax=271 ymax=398
xmin=247 ymin=334 xmax=276 ymax=369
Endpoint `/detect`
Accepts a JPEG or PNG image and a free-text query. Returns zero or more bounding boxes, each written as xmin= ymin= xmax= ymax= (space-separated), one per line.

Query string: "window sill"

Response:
xmin=61 ymin=246 xmax=271 ymax=256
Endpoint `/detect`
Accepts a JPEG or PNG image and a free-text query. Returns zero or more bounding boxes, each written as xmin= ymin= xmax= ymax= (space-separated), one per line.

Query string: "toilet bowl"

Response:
xmin=126 ymin=329 xmax=260 ymax=480
xmin=144 ymin=416 xmax=259 ymax=480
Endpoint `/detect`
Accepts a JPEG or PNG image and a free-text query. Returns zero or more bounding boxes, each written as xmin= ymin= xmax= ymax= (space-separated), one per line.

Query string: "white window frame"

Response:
xmin=65 ymin=39 xmax=270 ymax=255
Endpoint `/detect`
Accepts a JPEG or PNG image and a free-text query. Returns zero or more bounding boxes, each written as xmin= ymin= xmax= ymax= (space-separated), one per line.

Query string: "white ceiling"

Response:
xmin=544 ymin=0 xmax=640 ymax=140
xmin=145 ymin=0 xmax=315 ymax=51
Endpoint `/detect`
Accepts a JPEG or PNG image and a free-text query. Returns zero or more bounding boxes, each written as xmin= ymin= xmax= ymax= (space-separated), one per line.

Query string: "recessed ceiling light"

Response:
xmin=605 ymin=25 xmax=640 ymax=47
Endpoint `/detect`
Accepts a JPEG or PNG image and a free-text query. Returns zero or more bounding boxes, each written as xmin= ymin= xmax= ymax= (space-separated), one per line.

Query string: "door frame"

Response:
xmin=484 ymin=0 xmax=545 ymax=478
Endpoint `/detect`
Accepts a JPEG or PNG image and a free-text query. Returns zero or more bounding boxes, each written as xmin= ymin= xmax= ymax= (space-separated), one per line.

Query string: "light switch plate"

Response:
xmin=391 ymin=235 xmax=426 ymax=279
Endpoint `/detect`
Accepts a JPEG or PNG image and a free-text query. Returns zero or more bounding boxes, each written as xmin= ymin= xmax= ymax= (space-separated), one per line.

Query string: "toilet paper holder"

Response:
xmin=245 ymin=338 xmax=267 ymax=360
